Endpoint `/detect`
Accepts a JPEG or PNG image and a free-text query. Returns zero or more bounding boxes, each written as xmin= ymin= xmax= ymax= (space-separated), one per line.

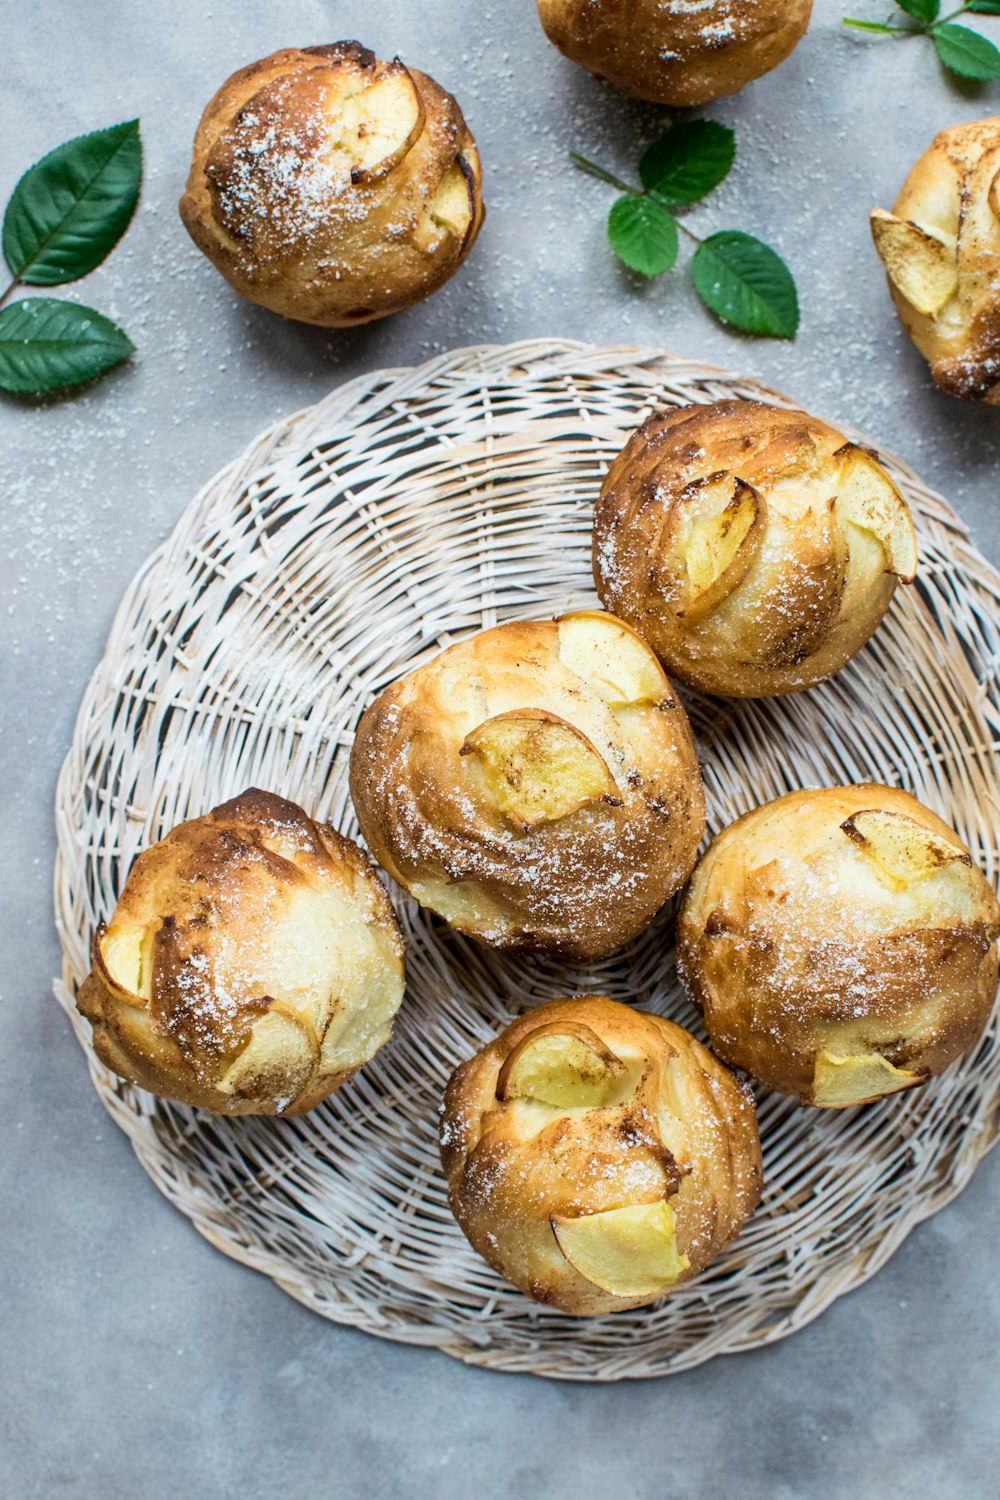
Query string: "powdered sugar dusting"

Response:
xmin=210 ymin=83 xmax=354 ymax=258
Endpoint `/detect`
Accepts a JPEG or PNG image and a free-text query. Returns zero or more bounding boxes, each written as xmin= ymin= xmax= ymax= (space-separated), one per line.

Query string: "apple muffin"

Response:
xmin=180 ymin=41 xmax=484 ymax=326
xmin=871 ymin=117 xmax=1000 ymax=403
xmin=349 ymin=612 xmax=705 ymax=961
xmin=593 ymin=400 xmax=917 ymax=698
xmin=440 ymin=995 xmax=762 ymax=1315
xmin=535 ymin=0 xmax=812 ymax=107
xmin=677 ymin=784 xmax=1000 ymax=1107
xmin=77 ymin=789 xmax=405 ymax=1115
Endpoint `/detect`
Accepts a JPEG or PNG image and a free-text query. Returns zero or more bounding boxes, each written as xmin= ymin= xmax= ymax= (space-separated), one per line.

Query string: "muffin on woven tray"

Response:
xmin=871 ymin=117 xmax=1000 ymax=403
xmin=77 ymin=789 xmax=405 ymax=1115
xmin=440 ymin=995 xmax=762 ymax=1315
xmin=677 ymin=784 xmax=1000 ymax=1107
xmin=535 ymin=0 xmax=812 ymax=107
xmin=593 ymin=399 xmax=917 ymax=698
xmin=180 ymin=42 xmax=484 ymax=326
xmin=349 ymin=612 xmax=705 ymax=961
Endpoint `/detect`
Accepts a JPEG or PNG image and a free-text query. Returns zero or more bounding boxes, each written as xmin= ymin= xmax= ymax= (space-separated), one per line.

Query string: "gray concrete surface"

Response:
xmin=2 ymin=2 xmax=999 ymax=1495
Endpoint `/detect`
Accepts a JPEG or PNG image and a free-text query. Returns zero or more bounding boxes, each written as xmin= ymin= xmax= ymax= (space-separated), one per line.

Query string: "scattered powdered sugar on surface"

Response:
xmin=9 ymin=8 xmax=1000 ymax=1371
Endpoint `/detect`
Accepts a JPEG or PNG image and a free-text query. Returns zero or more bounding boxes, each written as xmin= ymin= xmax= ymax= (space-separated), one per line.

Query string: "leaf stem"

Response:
xmin=574 ymin=163 xmax=706 ymax=241
xmin=937 ymin=5 xmax=972 ymax=23
xmin=569 ymin=153 xmax=640 ymax=195
xmin=0 ymin=278 xmax=19 ymax=310
xmin=842 ymin=17 xmax=912 ymax=31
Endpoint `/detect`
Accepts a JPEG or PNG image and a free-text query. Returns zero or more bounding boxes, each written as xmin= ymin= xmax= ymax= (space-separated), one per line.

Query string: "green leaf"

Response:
xmin=967 ymin=1 xmax=1000 ymax=14
xmin=3 ymin=120 xmax=141 ymax=286
xmin=638 ymin=120 xmax=736 ymax=206
xmin=896 ymin=0 xmax=939 ymax=20
xmin=607 ymin=195 xmax=679 ymax=277
xmin=690 ymin=231 xmax=799 ymax=338
xmin=931 ymin=22 xmax=1000 ymax=76
xmin=0 ymin=298 xmax=134 ymax=393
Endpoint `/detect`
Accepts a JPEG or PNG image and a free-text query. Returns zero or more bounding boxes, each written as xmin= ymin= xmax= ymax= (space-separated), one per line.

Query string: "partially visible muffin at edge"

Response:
xmin=677 ymin=784 xmax=1000 ymax=1106
xmin=871 ymin=117 xmax=1000 ymax=403
xmin=536 ymin=0 xmax=813 ymax=107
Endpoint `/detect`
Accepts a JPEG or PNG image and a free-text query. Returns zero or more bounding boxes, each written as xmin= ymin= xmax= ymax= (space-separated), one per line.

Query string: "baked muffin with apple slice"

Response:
xmin=871 ymin=117 xmax=1000 ymax=403
xmin=77 ymin=789 xmax=405 ymax=1115
xmin=677 ymin=784 xmax=1000 ymax=1107
xmin=180 ymin=41 xmax=484 ymax=325
xmin=349 ymin=612 xmax=705 ymax=961
xmin=535 ymin=0 xmax=812 ymax=107
xmin=593 ymin=399 xmax=917 ymax=698
xmin=440 ymin=996 xmax=762 ymax=1315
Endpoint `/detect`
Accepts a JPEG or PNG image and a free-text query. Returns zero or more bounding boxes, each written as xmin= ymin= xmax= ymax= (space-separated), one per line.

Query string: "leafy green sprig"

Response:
xmin=0 ymin=120 xmax=141 ymax=396
xmin=843 ymin=1 xmax=1000 ymax=80
xmin=571 ymin=120 xmax=799 ymax=339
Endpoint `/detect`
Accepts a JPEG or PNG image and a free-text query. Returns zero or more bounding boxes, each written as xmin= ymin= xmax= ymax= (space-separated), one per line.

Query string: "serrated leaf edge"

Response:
xmin=3 ymin=119 xmax=142 ymax=285
xmin=0 ymin=295 xmax=134 ymax=395
xmin=690 ymin=232 xmax=799 ymax=339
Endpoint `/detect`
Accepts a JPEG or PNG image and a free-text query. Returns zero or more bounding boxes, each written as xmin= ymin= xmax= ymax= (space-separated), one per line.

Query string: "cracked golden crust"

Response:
xmin=77 ymin=789 xmax=405 ymax=1116
xmin=536 ymin=0 xmax=812 ymax=107
xmin=179 ymin=42 xmax=484 ymax=326
xmin=439 ymin=995 xmax=762 ymax=1315
xmin=876 ymin=117 xmax=1000 ymax=404
xmin=593 ymin=400 xmax=913 ymax=698
xmin=677 ymin=784 xmax=1000 ymax=1104
xmin=348 ymin=615 xmax=706 ymax=960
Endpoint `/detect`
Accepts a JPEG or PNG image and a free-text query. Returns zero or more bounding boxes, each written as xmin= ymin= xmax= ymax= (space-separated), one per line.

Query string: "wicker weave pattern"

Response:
xmin=54 ymin=341 xmax=1000 ymax=1381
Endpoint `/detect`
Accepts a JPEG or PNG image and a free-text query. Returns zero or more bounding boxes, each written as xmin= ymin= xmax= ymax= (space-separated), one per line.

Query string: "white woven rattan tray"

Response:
xmin=54 ymin=339 xmax=1000 ymax=1381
